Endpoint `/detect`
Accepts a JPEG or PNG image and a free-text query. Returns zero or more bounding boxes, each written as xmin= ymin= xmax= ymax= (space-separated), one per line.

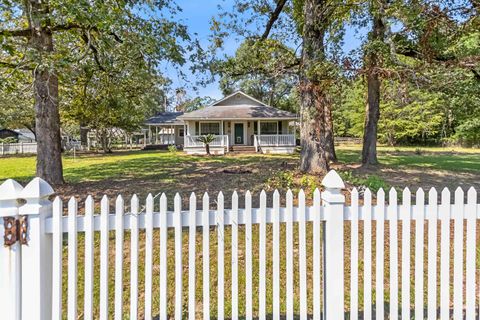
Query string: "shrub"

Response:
xmin=339 ymin=170 xmax=389 ymax=193
xmin=265 ymin=171 xmax=295 ymax=190
xmin=454 ymin=119 xmax=480 ymax=147
xmin=0 ymin=137 xmax=18 ymax=143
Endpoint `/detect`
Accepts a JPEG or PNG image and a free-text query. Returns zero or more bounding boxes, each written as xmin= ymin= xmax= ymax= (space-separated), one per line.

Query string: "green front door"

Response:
xmin=234 ymin=123 xmax=244 ymax=144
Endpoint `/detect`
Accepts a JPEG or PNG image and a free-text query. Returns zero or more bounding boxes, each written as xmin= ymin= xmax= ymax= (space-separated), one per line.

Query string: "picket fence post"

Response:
xmin=322 ymin=170 xmax=345 ymax=320
xmin=19 ymin=178 xmax=55 ymax=320
xmin=0 ymin=179 xmax=24 ymax=320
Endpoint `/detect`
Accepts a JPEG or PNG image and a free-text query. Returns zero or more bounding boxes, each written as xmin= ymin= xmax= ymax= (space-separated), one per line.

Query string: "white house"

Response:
xmin=144 ymin=91 xmax=298 ymax=155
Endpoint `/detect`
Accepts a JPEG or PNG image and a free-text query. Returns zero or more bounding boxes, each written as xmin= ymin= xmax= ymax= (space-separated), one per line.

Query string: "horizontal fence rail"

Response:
xmin=0 ymin=170 xmax=479 ymax=320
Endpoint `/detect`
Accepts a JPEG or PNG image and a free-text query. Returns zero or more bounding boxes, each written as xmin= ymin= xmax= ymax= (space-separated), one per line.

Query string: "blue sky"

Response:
xmin=162 ymin=1 xmax=365 ymax=100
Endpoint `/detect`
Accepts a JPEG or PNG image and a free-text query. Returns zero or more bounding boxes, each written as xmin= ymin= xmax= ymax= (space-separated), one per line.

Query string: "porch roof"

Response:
xmin=177 ymin=104 xmax=297 ymax=120
xmin=145 ymin=112 xmax=184 ymax=126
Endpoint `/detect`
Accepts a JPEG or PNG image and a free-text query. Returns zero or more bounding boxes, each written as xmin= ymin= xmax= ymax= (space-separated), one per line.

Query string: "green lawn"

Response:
xmin=337 ymin=145 xmax=480 ymax=173
xmin=1 ymin=145 xmax=478 ymax=184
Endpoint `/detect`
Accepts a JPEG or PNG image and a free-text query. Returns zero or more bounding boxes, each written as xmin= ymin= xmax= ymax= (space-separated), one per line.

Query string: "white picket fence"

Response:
xmin=0 ymin=142 xmax=37 ymax=155
xmin=0 ymin=170 xmax=479 ymax=319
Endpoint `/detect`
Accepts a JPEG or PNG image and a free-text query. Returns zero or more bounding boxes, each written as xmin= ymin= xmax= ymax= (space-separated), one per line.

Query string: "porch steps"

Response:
xmin=229 ymin=145 xmax=257 ymax=153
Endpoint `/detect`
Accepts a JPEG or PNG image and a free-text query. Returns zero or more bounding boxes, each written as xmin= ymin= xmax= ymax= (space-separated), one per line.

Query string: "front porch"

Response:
xmin=182 ymin=119 xmax=296 ymax=155
xmin=183 ymin=133 xmax=296 ymax=155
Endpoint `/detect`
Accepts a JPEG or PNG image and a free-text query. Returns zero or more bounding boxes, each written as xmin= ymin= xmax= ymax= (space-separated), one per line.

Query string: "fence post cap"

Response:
xmin=321 ymin=170 xmax=345 ymax=189
xmin=321 ymin=170 xmax=345 ymax=204
xmin=19 ymin=177 xmax=54 ymax=200
xmin=0 ymin=179 xmax=24 ymax=201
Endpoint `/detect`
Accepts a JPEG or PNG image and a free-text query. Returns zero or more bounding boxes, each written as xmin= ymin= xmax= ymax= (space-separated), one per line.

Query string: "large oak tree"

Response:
xmin=0 ymin=0 xmax=189 ymax=184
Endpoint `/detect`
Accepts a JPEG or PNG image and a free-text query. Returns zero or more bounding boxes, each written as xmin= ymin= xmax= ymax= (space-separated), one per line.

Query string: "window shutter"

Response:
xmin=195 ymin=122 xmax=199 ymax=134
xmin=254 ymin=122 xmax=258 ymax=134
xmin=278 ymin=121 xmax=283 ymax=134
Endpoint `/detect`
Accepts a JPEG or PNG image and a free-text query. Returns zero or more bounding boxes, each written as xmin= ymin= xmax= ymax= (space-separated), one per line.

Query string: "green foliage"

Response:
xmin=1 ymin=0 xmax=190 ymax=136
xmin=196 ymin=134 xmax=216 ymax=155
xmin=265 ymin=171 xmax=295 ymax=190
xmin=454 ymin=119 xmax=480 ymax=147
xmin=176 ymin=96 xmax=215 ymax=112
xmin=218 ymin=39 xmax=300 ymax=112
xmin=338 ymin=170 xmax=389 ymax=193
xmin=300 ymin=175 xmax=317 ymax=194
xmin=334 ymin=78 xmax=446 ymax=145
xmin=167 ymin=145 xmax=178 ymax=154
xmin=196 ymin=134 xmax=216 ymax=144
xmin=0 ymin=137 xmax=17 ymax=143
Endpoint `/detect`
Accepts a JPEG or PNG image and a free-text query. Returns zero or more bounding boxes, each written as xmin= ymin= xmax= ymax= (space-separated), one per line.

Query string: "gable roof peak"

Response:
xmin=211 ymin=91 xmax=268 ymax=107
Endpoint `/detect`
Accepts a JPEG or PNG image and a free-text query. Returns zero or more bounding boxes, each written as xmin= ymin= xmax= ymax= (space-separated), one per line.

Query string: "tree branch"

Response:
xmin=261 ymin=0 xmax=287 ymax=40
xmin=81 ymin=33 xmax=106 ymax=71
xmin=0 ymin=60 xmax=33 ymax=70
xmin=0 ymin=28 xmax=32 ymax=37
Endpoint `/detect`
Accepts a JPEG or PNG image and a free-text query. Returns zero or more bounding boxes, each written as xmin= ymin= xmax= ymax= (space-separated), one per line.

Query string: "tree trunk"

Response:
xmin=362 ymin=72 xmax=381 ymax=165
xmin=299 ymin=84 xmax=330 ymax=173
xmin=80 ymin=124 xmax=89 ymax=147
xmin=206 ymin=144 xmax=210 ymax=155
xmin=361 ymin=4 xmax=385 ymax=166
xmin=324 ymin=102 xmax=337 ymax=162
xmin=30 ymin=0 xmax=64 ymax=184
xmin=299 ymin=0 xmax=334 ymax=174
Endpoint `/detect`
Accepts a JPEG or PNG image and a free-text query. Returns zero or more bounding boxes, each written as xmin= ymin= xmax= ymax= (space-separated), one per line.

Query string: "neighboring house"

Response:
xmin=0 ymin=128 xmax=35 ymax=142
xmin=144 ymin=91 xmax=298 ymax=155
xmin=13 ymin=129 xmax=36 ymax=142
xmin=0 ymin=129 xmax=20 ymax=141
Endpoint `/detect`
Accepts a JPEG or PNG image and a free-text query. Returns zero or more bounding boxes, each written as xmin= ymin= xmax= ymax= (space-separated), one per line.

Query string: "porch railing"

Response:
xmin=153 ymin=134 xmax=175 ymax=145
xmin=255 ymin=134 xmax=295 ymax=147
xmin=184 ymin=135 xmax=229 ymax=149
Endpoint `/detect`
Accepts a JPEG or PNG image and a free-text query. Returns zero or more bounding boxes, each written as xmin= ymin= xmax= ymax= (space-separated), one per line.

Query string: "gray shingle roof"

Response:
xmin=145 ymin=112 xmax=184 ymax=125
xmin=178 ymin=104 xmax=297 ymax=120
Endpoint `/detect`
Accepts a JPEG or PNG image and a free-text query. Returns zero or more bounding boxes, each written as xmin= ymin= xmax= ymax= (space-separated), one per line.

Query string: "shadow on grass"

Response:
xmin=336 ymin=148 xmax=480 ymax=172
xmin=63 ymin=153 xmax=280 ymax=184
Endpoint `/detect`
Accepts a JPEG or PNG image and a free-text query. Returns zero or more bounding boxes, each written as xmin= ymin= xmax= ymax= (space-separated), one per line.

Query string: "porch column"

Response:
xmin=258 ymin=120 xmax=261 ymax=147
xmin=143 ymin=131 xmax=147 ymax=148
xmin=171 ymin=125 xmax=174 ymax=145
xmin=277 ymin=121 xmax=279 ymax=146
xmin=294 ymin=120 xmax=296 ymax=146
xmin=184 ymin=123 xmax=187 ymax=147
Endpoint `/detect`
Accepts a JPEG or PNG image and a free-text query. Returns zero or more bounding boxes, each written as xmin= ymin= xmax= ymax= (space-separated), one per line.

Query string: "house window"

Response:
xmin=179 ymin=129 xmax=184 ymax=137
xmin=260 ymin=122 xmax=278 ymax=134
xmin=200 ymin=122 xmax=220 ymax=135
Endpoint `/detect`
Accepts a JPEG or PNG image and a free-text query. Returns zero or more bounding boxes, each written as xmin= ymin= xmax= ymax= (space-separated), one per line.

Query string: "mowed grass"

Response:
xmin=336 ymin=145 xmax=480 ymax=173
xmin=1 ymin=145 xmax=479 ymax=184
xmin=0 ymin=151 xmax=299 ymax=185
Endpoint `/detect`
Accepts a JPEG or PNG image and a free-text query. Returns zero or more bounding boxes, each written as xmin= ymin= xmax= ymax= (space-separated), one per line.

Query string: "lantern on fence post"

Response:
xmin=19 ymin=178 xmax=55 ymax=320
xmin=321 ymin=170 xmax=345 ymax=320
